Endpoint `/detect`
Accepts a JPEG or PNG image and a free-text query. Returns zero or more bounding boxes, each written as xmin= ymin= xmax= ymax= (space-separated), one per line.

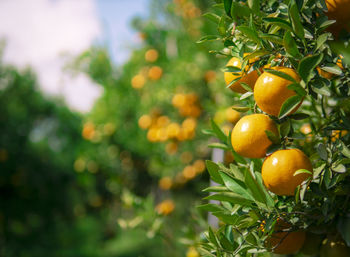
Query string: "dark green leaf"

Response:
xmin=248 ymin=0 xmax=260 ymax=14
xmin=337 ymin=217 xmax=350 ymax=247
xmin=223 ymin=0 xmax=233 ymax=17
xmin=244 ymin=168 xmax=268 ymax=208
xmin=278 ymin=95 xmax=303 ymax=119
xmin=206 ymin=160 xmax=224 ymax=184
xmin=316 ymin=143 xmax=328 ymax=160
xmin=289 ymin=113 xmax=309 ymax=120
xmin=220 ymin=173 xmax=253 ymax=200
xmin=197 ymin=203 xmax=225 ymax=212
xmin=287 ymin=83 xmax=307 ymax=96
xmin=316 ymin=33 xmax=330 ymax=50
xmin=298 ymin=54 xmax=323 ymax=82
xmin=289 ymin=0 xmax=305 ymax=39
xmin=263 ymin=68 xmax=298 ymax=82
xmin=240 ymin=82 xmax=253 ymax=92
xmin=205 ymin=192 xmax=254 ymax=206
xmin=211 ymin=119 xmax=228 ymax=143
xmin=265 ymin=130 xmax=280 ymax=144
xmin=283 ymin=31 xmax=302 ymax=59
xmin=260 ymin=33 xmax=284 ymax=45
xmin=280 ymin=120 xmax=291 ymax=137
xmin=237 ymin=26 xmax=260 ymax=44
xmin=319 ymin=64 xmax=342 ymax=75
xmin=262 ymin=17 xmax=293 ymax=31
xmin=231 ymin=2 xmax=252 ymax=20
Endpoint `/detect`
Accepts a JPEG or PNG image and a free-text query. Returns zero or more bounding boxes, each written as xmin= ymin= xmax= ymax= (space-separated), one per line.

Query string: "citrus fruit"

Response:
xmin=231 ymin=114 xmax=279 ymax=158
xmin=325 ymin=0 xmax=350 ymax=35
xmin=301 ymin=232 xmax=324 ymax=255
xmin=226 ymin=107 xmax=240 ymax=124
xmin=224 ymin=57 xmax=259 ymax=93
xmin=145 ymin=49 xmax=159 ymax=62
xmin=265 ymin=219 xmax=306 ymax=254
xmin=317 ymin=57 xmax=344 ymax=79
xmin=254 ymin=67 xmax=301 ymax=117
xmin=148 ymin=66 xmax=163 ymax=80
xmin=320 ymin=237 xmax=350 ymax=257
xmin=262 ymin=148 xmax=313 ymax=196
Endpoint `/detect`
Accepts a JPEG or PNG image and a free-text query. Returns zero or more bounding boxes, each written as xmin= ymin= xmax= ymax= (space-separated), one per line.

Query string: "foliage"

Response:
xmin=197 ymin=0 xmax=350 ymax=256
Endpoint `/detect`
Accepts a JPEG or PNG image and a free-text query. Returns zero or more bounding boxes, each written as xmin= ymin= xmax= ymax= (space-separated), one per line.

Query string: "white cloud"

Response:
xmin=0 ymin=0 xmax=103 ymax=113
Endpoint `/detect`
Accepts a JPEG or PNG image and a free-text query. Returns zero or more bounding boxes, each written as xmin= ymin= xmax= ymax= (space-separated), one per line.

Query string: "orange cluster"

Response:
xmin=172 ymin=93 xmax=201 ymax=118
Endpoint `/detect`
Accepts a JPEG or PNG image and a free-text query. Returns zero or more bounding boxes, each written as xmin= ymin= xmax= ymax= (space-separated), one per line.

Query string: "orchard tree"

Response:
xmin=196 ymin=0 xmax=350 ymax=256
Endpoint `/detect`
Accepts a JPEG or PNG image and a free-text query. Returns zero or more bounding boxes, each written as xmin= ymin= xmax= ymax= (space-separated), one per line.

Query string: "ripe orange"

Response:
xmin=155 ymin=199 xmax=175 ymax=215
xmin=320 ymin=237 xmax=350 ymax=257
xmin=325 ymin=0 xmax=350 ymax=35
xmin=231 ymin=114 xmax=279 ymax=158
xmin=131 ymin=74 xmax=146 ymax=89
xmin=148 ymin=66 xmax=163 ymax=80
xmin=262 ymin=148 xmax=313 ymax=196
xmin=224 ymin=57 xmax=259 ymax=93
xmin=226 ymin=107 xmax=241 ymax=124
xmin=254 ymin=67 xmax=301 ymax=117
xmin=265 ymin=219 xmax=306 ymax=254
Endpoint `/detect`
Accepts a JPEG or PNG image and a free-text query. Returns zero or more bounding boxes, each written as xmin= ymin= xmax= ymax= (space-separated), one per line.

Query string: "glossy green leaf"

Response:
xmin=278 ymin=95 xmax=303 ymax=119
xmin=206 ymin=160 xmax=224 ymax=184
xmin=298 ymin=53 xmax=323 ymax=82
xmin=283 ymin=31 xmax=302 ymax=59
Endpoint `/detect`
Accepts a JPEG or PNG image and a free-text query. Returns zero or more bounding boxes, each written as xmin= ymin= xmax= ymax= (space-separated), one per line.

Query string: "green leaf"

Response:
xmin=287 ymin=83 xmax=307 ymax=96
xmin=228 ymin=164 xmax=245 ymax=181
xmin=316 ymin=33 xmax=330 ymax=50
xmin=289 ymin=113 xmax=309 ymax=120
xmin=240 ymin=82 xmax=253 ymax=92
xmin=203 ymin=12 xmax=221 ymax=24
xmin=280 ymin=120 xmax=291 ymax=137
xmin=208 ymin=143 xmax=230 ymax=150
xmin=263 ymin=68 xmax=297 ymax=82
xmin=202 ymin=186 xmax=230 ymax=192
xmin=262 ymin=17 xmax=293 ymax=31
xmin=319 ymin=64 xmax=342 ymax=76
xmin=243 ymin=50 xmax=270 ymax=61
xmin=237 ymin=26 xmax=260 ymax=44
xmin=197 ymin=35 xmax=220 ymax=43
xmin=206 ymin=160 xmax=224 ymax=184
xmin=220 ymin=172 xmax=253 ymax=200
xmin=244 ymin=168 xmax=269 ymax=208
xmin=226 ymin=76 xmax=242 ymax=88
xmin=222 ymin=66 xmax=242 ymax=73
xmin=211 ymin=119 xmax=228 ymax=143
xmin=340 ymin=141 xmax=350 ymax=158
xmin=223 ymin=0 xmax=233 ymax=17
xmin=197 ymin=203 xmax=225 ymax=212
xmin=278 ymin=95 xmax=303 ymax=119
xmin=218 ymin=15 xmax=226 ymax=36
xmin=294 ymin=169 xmax=313 ymax=176
xmin=288 ymin=0 xmax=305 ymax=39
xmin=337 ymin=217 xmax=350 ymax=247
xmin=312 ymin=79 xmax=331 ymax=96
xmin=248 ymin=0 xmax=260 ymax=14
xmin=231 ymin=2 xmax=252 ymax=20
xmin=298 ymin=53 xmax=323 ymax=82
xmin=283 ymin=31 xmax=302 ymax=59
xmin=260 ymin=33 xmax=284 ymax=45
xmin=205 ymin=192 xmax=254 ymax=206
xmin=265 ymin=130 xmax=280 ymax=144
xmin=240 ymin=91 xmax=254 ymax=100
xmin=208 ymin=226 xmax=220 ymax=247
xmin=316 ymin=143 xmax=328 ymax=160
xmin=231 ymin=106 xmax=250 ymax=112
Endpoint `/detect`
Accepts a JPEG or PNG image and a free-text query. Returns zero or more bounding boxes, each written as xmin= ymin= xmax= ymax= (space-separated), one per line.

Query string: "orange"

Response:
xmin=265 ymin=219 xmax=306 ymax=254
xmin=325 ymin=0 xmax=350 ymax=35
xmin=82 ymin=122 xmax=95 ymax=140
xmin=155 ymin=199 xmax=175 ymax=215
xmin=331 ymin=129 xmax=348 ymax=141
xmin=159 ymin=177 xmax=172 ymax=190
xmin=145 ymin=49 xmax=159 ymax=62
xmin=320 ymin=237 xmax=350 ymax=257
xmin=254 ymin=67 xmax=301 ymax=117
xmin=131 ymin=74 xmax=146 ymax=89
xmin=186 ymin=247 xmax=200 ymax=257
xmin=262 ymin=148 xmax=313 ymax=196
xmin=224 ymin=57 xmax=259 ymax=93
xmin=148 ymin=66 xmax=163 ymax=80
xmin=138 ymin=115 xmax=152 ymax=129
xmin=226 ymin=107 xmax=241 ymax=124
xmin=231 ymin=114 xmax=279 ymax=158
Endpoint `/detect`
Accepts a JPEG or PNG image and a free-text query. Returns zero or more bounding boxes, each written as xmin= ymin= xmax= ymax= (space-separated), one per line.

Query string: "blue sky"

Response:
xmin=96 ymin=0 xmax=149 ymax=64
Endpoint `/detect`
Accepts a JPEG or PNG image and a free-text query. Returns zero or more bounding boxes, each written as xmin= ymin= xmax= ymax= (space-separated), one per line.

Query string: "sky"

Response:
xmin=0 ymin=0 xmax=149 ymax=112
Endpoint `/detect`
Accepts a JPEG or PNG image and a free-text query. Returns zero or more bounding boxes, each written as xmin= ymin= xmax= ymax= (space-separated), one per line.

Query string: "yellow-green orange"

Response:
xmin=254 ymin=67 xmax=301 ymax=117
xmin=262 ymin=149 xmax=313 ymax=196
xmin=231 ymin=114 xmax=278 ymax=158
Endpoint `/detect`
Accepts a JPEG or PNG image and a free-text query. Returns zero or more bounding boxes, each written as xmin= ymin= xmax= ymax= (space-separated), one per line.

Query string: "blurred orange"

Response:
xmin=159 ymin=177 xmax=173 ymax=190
xmin=193 ymin=160 xmax=205 ymax=174
xmin=148 ymin=66 xmax=163 ymax=80
xmin=204 ymin=70 xmax=216 ymax=83
xmin=166 ymin=142 xmax=178 ymax=155
xmin=182 ymin=165 xmax=196 ymax=180
xmin=131 ymin=74 xmax=146 ymax=89
xmin=181 ymin=151 xmax=193 ymax=163
xmin=138 ymin=115 xmax=152 ymax=130
xmin=226 ymin=107 xmax=240 ymax=124
xmin=82 ymin=122 xmax=95 ymax=140
xmin=156 ymin=199 xmax=175 ymax=215
xmin=145 ymin=49 xmax=159 ymax=62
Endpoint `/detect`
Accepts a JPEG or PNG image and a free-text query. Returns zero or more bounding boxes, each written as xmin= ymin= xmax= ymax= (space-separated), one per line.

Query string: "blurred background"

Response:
xmin=0 ymin=0 xmax=240 ymax=256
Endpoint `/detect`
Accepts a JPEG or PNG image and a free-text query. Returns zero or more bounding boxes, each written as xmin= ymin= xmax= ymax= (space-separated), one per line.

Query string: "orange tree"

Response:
xmin=196 ymin=0 xmax=350 ymax=256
